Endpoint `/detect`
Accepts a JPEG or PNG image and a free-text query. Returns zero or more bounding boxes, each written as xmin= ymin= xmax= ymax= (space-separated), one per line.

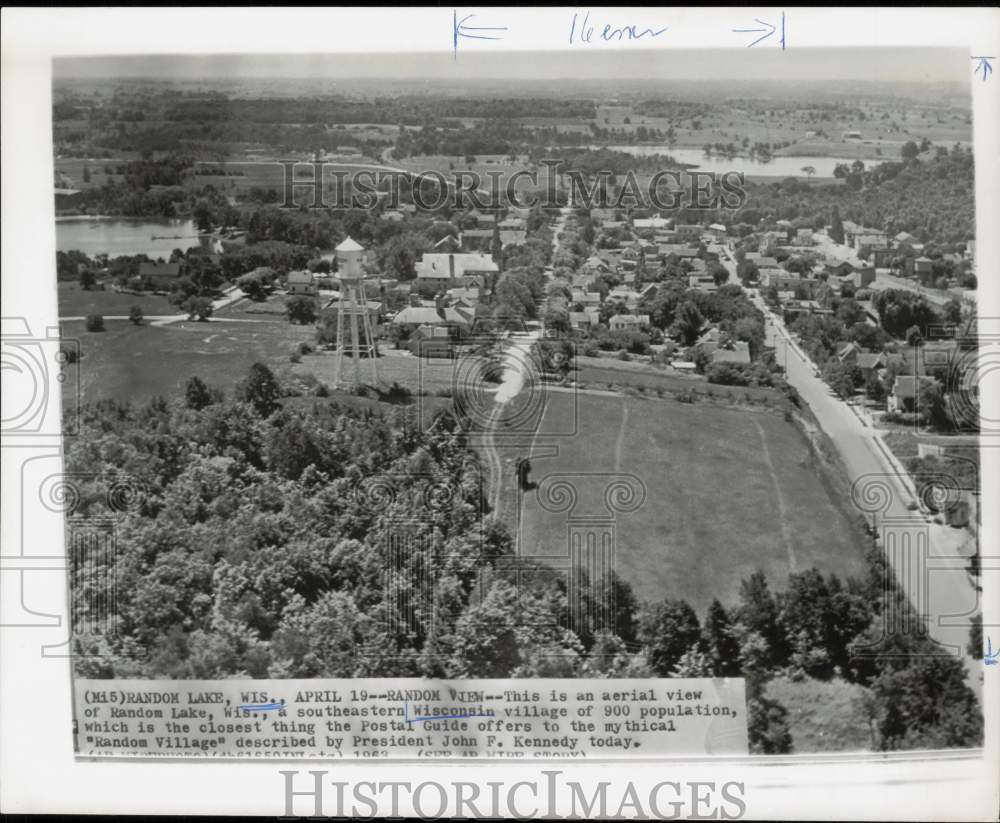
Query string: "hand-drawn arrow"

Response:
xmin=972 ymin=56 xmax=994 ymax=83
xmin=733 ymin=11 xmax=785 ymax=49
xmin=454 ymin=10 xmax=508 ymax=60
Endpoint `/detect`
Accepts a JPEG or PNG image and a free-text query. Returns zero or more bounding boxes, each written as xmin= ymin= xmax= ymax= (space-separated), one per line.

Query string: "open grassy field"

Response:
xmin=60 ymin=315 xmax=315 ymax=406
xmin=58 ymin=282 xmax=178 ymax=317
xmin=512 ymin=390 xmax=868 ymax=612
xmin=766 ymin=676 xmax=873 ymax=752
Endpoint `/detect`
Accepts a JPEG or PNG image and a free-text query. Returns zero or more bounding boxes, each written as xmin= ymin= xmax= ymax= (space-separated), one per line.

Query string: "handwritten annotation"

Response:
xmin=972 ymin=56 xmax=994 ymax=83
xmin=732 ymin=12 xmax=785 ymax=49
xmin=453 ymin=10 xmax=507 ymax=59
xmin=569 ymin=11 xmax=668 ymax=46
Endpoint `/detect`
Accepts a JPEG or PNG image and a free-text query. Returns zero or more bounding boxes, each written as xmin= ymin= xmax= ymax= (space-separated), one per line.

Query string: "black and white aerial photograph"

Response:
xmin=42 ymin=42 xmax=991 ymax=758
xmin=4 ymin=7 xmax=1000 ymax=820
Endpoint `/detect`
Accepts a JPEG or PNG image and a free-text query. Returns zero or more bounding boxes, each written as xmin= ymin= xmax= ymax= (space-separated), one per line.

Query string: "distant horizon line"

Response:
xmin=53 ymin=74 xmax=969 ymax=86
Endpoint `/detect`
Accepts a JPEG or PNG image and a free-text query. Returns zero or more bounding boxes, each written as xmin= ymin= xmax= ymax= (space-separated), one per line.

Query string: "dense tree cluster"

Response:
xmin=67 ymin=366 xmax=640 ymax=681
xmin=718 ymin=146 xmax=975 ymax=246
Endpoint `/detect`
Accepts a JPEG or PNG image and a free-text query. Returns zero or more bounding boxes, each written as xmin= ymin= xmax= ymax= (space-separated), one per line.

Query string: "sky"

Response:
xmin=54 ymin=48 xmax=970 ymax=86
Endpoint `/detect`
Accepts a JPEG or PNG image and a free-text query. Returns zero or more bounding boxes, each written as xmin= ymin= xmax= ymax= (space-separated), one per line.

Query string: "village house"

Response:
xmin=837 ymin=342 xmax=863 ymax=363
xmin=781 ymin=299 xmax=831 ymax=322
xmin=837 ymin=342 xmax=887 ymax=378
xmin=392 ymin=304 xmax=472 ymax=337
xmin=458 ymin=229 xmax=495 ymax=251
xmin=843 ymin=223 xmax=883 ymax=248
xmin=824 ymin=260 xmax=856 ymax=279
xmin=688 ymin=274 xmax=718 ymax=294
xmin=632 ymin=214 xmax=671 ymax=231
xmin=659 ymin=245 xmax=698 ymax=262
xmin=711 ymin=341 xmax=751 ymax=365
xmin=694 ymin=327 xmax=724 ymax=354
xmin=571 ymin=289 xmax=602 ymax=308
xmin=597 ymin=248 xmax=626 ymax=269
xmin=415 ymin=252 xmax=498 ymax=287
xmin=380 ymin=209 xmax=405 ymax=223
xmin=675 ymin=224 xmax=703 ymax=241
xmin=855 ymin=233 xmax=890 ymax=255
xmin=608 ymin=313 xmax=651 ymax=332
xmin=758 ymin=231 xmax=788 ymax=252
xmin=708 ymin=223 xmax=728 ymax=240
xmin=408 ymin=324 xmax=455 ymax=358
xmin=913 ymin=256 xmax=933 ymax=277
xmin=498 ymin=230 xmax=527 ymax=247
xmin=498 ymin=217 xmax=525 ymax=231
xmin=446 ymin=286 xmax=481 ymax=306
xmin=853 ymin=263 xmax=876 ymax=288
xmin=569 ymin=309 xmax=600 ymax=331
xmin=889 ymin=375 xmax=940 ymax=413
xmin=582 ymin=256 xmax=611 ymax=275
xmin=286 ymin=270 xmax=318 ymax=296
xmin=608 ymin=287 xmax=641 ymax=309
xmin=759 ymin=268 xmax=814 ymax=295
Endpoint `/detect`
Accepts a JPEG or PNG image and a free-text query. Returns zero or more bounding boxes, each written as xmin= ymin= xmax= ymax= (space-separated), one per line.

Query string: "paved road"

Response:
xmin=721 ymin=249 xmax=979 ymax=675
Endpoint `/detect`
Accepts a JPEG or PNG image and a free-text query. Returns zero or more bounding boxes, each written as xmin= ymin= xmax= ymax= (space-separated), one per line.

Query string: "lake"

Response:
xmin=589 ymin=146 xmax=875 ymax=178
xmin=56 ymin=217 xmax=202 ymax=259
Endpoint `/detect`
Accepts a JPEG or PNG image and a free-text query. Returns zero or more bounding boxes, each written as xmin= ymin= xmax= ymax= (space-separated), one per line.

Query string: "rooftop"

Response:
xmin=336 ymin=236 xmax=365 ymax=252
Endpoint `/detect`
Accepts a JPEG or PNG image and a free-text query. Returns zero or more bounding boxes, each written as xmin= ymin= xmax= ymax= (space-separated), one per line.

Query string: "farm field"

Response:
xmin=58 ymin=282 xmax=178 ymax=317
xmin=513 ymin=390 xmax=867 ymax=612
xmin=60 ymin=315 xmax=315 ymax=406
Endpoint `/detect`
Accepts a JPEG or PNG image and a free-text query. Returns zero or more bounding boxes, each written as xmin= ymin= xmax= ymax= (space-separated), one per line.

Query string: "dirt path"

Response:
xmin=753 ymin=418 xmax=798 ymax=573
xmin=613 ymin=396 xmax=629 ymax=474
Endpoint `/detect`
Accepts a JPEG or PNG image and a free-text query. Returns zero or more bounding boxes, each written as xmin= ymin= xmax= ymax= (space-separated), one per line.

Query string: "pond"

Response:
xmin=589 ymin=146 xmax=876 ymax=178
xmin=56 ymin=217 xmax=202 ymax=259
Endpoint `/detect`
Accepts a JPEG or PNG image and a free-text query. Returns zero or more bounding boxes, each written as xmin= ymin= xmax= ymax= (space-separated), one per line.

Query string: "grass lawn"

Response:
xmin=58 ymin=282 xmax=178 ymax=317
xmin=292 ymin=349 xmax=464 ymax=395
xmin=513 ymin=391 xmax=868 ymax=613
xmin=60 ymin=316 xmax=316 ymax=407
xmin=766 ymin=676 xmax=873 ymax=753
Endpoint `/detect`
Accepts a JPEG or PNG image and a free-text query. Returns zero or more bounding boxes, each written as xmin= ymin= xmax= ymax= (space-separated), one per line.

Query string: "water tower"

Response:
xmin=332 ymin=236 xmax=378 ymax=388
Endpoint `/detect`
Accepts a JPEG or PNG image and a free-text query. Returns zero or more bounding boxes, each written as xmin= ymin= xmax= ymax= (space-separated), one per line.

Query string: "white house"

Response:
xmin=609 ymin=314 xmax=650 ymax=332
xmin=415 ymin=252 xmax=498 ymax=286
